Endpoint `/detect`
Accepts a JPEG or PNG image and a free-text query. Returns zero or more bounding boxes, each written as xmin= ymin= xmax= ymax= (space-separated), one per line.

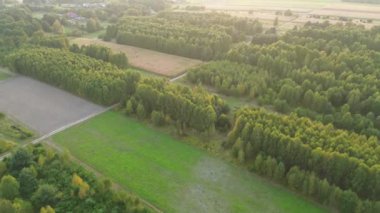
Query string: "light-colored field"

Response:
xmin=0 ymin=76 xmax=104 ymax=134
xmin=187 ymin=0 xmax=340 ymax=11
xmin=53 ymin=111 xmax=329 ymax=213
xmin=312 ymin=3 xmax=380 ymax=19
xmin=71 ymin=38 xmax=203 ymax=77
xmin=184 ymin=0 xmax=380 ymax=32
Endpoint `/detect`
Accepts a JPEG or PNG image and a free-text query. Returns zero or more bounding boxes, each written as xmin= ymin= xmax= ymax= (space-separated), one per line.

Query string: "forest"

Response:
xmin=225 ymin=108 xmax=380 ymax=212
xmin=0 ymin=7 xmax=42 ymax=63
xmin=187 ymin=23 xmax=380 ymax=137
xmin=0 ymin=4 xmax=379 ymax=213
xmin=0 ymin=146 xmax=148 ymax=212
xmin=6 ymin=46 xmax=229 ymax=134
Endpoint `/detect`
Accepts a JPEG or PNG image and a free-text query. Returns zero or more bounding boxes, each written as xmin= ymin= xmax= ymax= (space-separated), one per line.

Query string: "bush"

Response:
xmin=151 ymin=111 xmax=165 ymax=126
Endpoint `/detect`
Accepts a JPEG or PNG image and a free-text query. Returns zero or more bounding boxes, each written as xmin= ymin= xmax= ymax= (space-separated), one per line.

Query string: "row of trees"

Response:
xmin=6 ymin=46 xmax=229 ymax=134
xmin=157 ymin=11 xmax=263 ymax=41
xmin=123 ymin=78 xmax=230 ymax=134
xmin=187 ymin=23 xmax=380 ymax=136
xmin=70 ymin=44 xmax=129 ymax=69
xmin=227 ymin=108 xmax=380 ymax=201
xmin=6 ymin=47 xmax=139 ymax=105
xmin=104 ymin=16 xmax=233 ymax=60
xmin=252 ymin=154 xmax=380 ymax=213
xmin=0 ymin=146 xmax=148 ymax=212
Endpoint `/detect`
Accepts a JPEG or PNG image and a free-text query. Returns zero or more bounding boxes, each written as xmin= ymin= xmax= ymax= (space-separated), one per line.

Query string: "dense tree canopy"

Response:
xmin=0 ymin=7 xmax=42 ymax=62
xmin=226 ymin=108 xmax=379 ymax=209
xmin=70 ymin=44 xmax=129 ymax=69
xmin=105 ymin=16 xmax=233 ymax=60
xmin=188 ymin=23 xmax=380 ymax=136
xmin=0 ymin=146 xmax=149 ymax=212
xmin=124 ymin=78 xmax=229 ymax=134
xmin=6 ymin=47 xmax=139 ymax=105
xmin=157 ymin=11 xmax=263 ymax=41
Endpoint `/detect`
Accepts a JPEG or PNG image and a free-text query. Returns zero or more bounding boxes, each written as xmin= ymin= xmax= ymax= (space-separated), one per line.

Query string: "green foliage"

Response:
xmin=0 ymin=7 xmax=42 ymax=62
xmin=8 ymin=148 xmax=32 ymax=174
xmin=0 ymin=115 xmax=33 ymax=143
xmin=189 ymin=23 xmax=380 ymax=136
xmin=136 ymin=103 xmax=146 ymax=120
xmin=70 ymin=44 xmax=128 ymax=69
xmin=151 ymin=110 xmax=165 ymax=126
xmin=157 ymin=11 xmax=263 ymax=39
xmin=7 ymin=47 xmax=140 ymax=105
xmin=107 ymin=16 xmax=233 ymax=60
xmin=228 ymin=108 xmax=380 ymax=202
xmin=31 ymin=184 xmax=58 ymax=209
xmin=0 ymin=199 xmax=15 ymax=213
xmin=126 ymin=79 xmax=228 ymax=133
xmin=0 ymin=146 xmax=149 ymax=212
xmin=86 ymin=18 xmax=102 ymax=33
xmin=0 ymin=175 xmax=19 ymax=200
xmin=18 ymin=168 xmax=38 ymax=199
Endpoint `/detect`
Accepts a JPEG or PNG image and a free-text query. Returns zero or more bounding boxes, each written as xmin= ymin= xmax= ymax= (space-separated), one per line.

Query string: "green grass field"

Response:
xmin=53 ymin=111 xmax=329 ymax=213
xmin=0 ymin=115 xmax=34 ymax=153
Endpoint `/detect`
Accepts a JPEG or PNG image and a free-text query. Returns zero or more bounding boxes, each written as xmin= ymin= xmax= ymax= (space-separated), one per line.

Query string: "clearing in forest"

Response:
xmin=53 ymin=111 xmax=329 ymax=213
xmin=71 ymin=38 xmax=203 ymax=77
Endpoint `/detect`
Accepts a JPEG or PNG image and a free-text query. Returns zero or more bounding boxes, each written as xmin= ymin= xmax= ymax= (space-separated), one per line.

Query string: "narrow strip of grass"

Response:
xmin=53 ymin=111 xmax=329 ymax=213
xmin=0 ymin=68 xmax=10 ymax=80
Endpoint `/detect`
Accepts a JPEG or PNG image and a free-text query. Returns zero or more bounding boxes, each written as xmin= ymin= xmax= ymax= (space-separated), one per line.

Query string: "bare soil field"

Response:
xmin=71 ymin=38 xmax=203 ymax=77
xmin=0 ymin=76 xmax=104 ymax=134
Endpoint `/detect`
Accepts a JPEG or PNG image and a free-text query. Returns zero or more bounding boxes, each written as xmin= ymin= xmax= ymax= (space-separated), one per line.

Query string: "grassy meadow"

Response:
xmin=53 ymin=111 xmax=329 ymax=213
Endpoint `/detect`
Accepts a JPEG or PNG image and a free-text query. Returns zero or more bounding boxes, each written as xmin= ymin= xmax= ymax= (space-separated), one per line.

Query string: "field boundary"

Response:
xmin=0 ymin=103 xmax=163 ymax=213
xmin=45 ymin=140 xmax=164 ymax=213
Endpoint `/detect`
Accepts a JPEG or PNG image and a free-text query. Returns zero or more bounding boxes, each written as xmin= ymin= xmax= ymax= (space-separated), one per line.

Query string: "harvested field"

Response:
xmin=185 ymin=0 xmax=380 ymax=31
xmin=311 ymin=4 xmax=380 ymax=20
xmin=0 ymin=76 xmax=104 ymax=134
xmin=71 ymin=38 xmax=203 ymax=77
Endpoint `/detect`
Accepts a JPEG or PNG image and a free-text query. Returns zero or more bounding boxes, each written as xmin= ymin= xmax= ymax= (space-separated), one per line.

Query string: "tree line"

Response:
xmin=104 ymin=16 xmax=233 ymax=60
xmin=123 ymin=78 xmax=230 ymax=134
xmin=157 ymin=11 xmax=263 ymax=42
xmin=187 ymin=23 xmax=380 ymax=137
xmin=6 ymin=46 xmax=229 ymax=134
xmin=69 ymin=44 xmax=129 ymax=69
xmin=0 ymin=146 xmax=148 ymax=212
xmin=6 ymin=47 xmax=138 ymax=105
xmin=226 ymin=108 xmax=379 ymax=212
